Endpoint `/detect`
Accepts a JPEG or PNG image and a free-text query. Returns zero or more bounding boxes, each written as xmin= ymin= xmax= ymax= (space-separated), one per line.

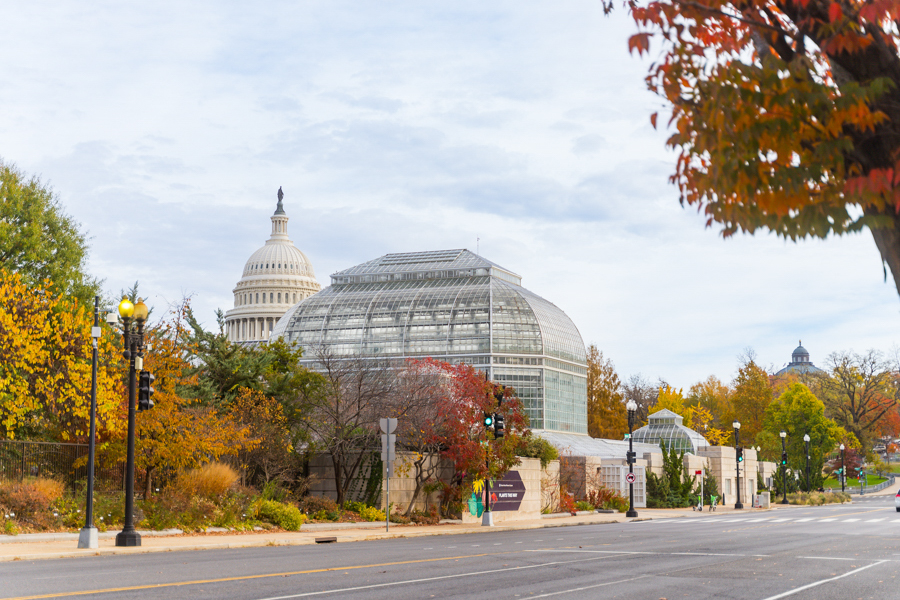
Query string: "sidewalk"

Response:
xmin=0 ymin=504 xmax=769 ymax=562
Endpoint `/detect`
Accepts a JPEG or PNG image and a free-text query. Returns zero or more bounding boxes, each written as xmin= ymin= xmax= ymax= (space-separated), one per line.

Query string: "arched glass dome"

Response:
xmin=631 ymin=409 xmax=709 ymax=454
xmin=273 ymin=249 xmax=588 ymax=433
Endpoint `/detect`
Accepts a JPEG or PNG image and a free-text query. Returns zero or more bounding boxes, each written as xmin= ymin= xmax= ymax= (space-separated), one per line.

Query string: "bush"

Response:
xmin=408 ymin=506 xmax=440 ymax=524
xmin=256 ymin=499 xmax=306 ymax=531
xmin=175 ymin=463 xmax=239 ymax=499
xmin=559 ymin=491 xmax=576 ymax=514
xmin=344 ymin=501 xmax=385 ymax=522
xmin=518 ymin=436 xmax=559 ymax=468
xmin=786 ymin=491 xmax=851 ymax=506
xmin=139 ymin=484 xmax=255 ymax=532
xmin=585 ymin=487 xmax=629 ymax=512
xmin=575 ymin=501 xmax=594 ymax=512
xmin=0 ymin=478 xmax=64 ymax=530
xmin=299 ymin=495 xmax=339 ymax=515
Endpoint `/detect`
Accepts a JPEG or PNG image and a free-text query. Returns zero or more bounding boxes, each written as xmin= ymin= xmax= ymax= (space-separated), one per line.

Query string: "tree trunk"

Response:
xmin=866 ymin=207 xmax=900 ymax=298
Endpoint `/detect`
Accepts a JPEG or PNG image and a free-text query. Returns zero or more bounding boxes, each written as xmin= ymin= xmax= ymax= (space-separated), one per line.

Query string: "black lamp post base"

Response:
xmin=626 ymin=509 xmax=638 ymax=518
xmin=780 ymin=499 xmax=789 ymax=505
xmin=115 ymin=530 xmax=142 ymax=547
xmin=734 ymin=503 xmax=743 ymax=509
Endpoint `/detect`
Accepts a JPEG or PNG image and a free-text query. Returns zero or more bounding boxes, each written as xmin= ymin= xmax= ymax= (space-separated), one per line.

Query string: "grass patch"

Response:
xmin=822 ymin=475 xmax=888 ymax=489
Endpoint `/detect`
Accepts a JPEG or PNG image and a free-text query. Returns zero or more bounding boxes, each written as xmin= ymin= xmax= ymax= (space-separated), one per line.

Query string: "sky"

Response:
xmin=2 ymin=1 xmax=898 ymax=390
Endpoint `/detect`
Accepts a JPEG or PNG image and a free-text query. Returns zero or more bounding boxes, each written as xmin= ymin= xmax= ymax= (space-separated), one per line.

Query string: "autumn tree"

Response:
xmin=0 ymin=269 xmax=121 ymax=441
xmin=621 ymin=0 xmax=900 ymax=297
xmin=586 ymin=346 xmax=627 ymax=439
xmin=731 ymin=356 xmax=773 ymax=444
xmin=0 ymin=160 xmax=100 ymax=305
xmin=759 ymin=383 xmax=849 ymax=490
xmin=687 ymin=375 xmax=733 ymax=429
xmin=652 ymin=384 xmax=694 ymax=427
xmin=230 ymin=387 xmax=301 ymax=489
xmin=813 ymin=350 xmax=898 ymax=449
xmin=392 ymin=359 xmax=528 ymax=516
xmin=130 ymin=303 xmax=257 ymax=497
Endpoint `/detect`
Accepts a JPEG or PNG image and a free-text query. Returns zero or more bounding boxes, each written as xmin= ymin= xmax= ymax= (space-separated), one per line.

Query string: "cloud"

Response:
xmin=0 ymin=1 xmax=896 ymax=388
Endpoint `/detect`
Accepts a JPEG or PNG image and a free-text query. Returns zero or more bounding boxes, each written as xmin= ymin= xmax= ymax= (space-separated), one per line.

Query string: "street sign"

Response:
xmin=379 ymin=418 xmax=397 ymax=434
xmin=695 ymin=470 xmax=702 ymax=475
xmin=491 ymin=471 xmax=526 ymax=512
xmin=625 ymin=472 xmax=636 ymax=484
xmin=381 ymin=433 xmax=396 ymax=464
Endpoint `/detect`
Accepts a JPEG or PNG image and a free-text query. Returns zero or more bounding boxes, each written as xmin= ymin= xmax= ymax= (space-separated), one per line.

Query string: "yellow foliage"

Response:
xmin=0 ymin=269 xmax=122 ymax=440
xmin=175 ymin=463 xmax=240 ymax=499
xmin=652 ymin=385 xmax=694 ymax=428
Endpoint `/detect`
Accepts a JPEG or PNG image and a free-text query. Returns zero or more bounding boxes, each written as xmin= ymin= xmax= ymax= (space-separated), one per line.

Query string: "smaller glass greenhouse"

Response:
xmin=630 ymin=409 xmax=709 ymax=454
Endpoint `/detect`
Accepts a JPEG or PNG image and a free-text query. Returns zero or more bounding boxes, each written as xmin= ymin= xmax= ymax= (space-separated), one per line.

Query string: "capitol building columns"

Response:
xmin=223 ymin=188 xmax=322 ymax=344
xmin=227 ymin=316 xmax=282 ymax=342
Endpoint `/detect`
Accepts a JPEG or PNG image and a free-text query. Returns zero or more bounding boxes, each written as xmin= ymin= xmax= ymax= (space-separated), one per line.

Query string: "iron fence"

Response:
xmin=0 ymin=440 xmax=124 ymax=494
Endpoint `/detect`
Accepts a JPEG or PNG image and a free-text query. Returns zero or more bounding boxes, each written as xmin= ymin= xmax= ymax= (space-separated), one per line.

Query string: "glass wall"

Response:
xmin=274 ymin=250 xmax=588 ymax=434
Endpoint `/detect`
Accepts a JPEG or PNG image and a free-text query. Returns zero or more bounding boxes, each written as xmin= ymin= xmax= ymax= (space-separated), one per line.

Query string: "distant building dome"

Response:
xmin=224 ymin=190 xmax=322 ymax=343
xmin=775 ymin=340 xmax=825 ymax=376
xmin=631 ymin=409 xmax=709 ymax=454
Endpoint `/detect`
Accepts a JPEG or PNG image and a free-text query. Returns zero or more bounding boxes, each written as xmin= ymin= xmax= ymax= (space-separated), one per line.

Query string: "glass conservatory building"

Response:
xmin=631 ymin=409 xmax=709 ymax=454
xmin=272 ymin=249 xmax=588 ymax=433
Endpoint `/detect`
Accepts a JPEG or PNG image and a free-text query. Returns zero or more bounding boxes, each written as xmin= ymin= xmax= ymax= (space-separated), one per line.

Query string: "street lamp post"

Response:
xmin=780 ymin=431 xmax=789 ymax=504
xmin=626 ymin=399 xmax=638 ymax=518
xmin=115 ymin=296 xmax=148 ymax=547
xmin=803 ymin=434 xmax=811 ymax=493
xmin=840 ymin=443 xmax=846 ymax=493
xmin=733 ymin=420 xmax=743 ymax=509
xmin=77 ymin=297 xmax=102 ymax=550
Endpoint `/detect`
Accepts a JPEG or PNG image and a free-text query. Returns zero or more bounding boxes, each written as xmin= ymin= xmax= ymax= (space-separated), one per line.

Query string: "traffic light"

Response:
xmin=493 ymin=413 xmax=505 ymax=438
xmin=626 ymin=451 xmax=636 ymax=464
xmin=780 ymin=451 xmax=788 ymax=466
xmin=483 ymin=413 xmax=493 ymax=429
xmin=138 ymin=370 xmax=155 ymax=411
xmin=736 ymin=447 xmax=744 ymax=463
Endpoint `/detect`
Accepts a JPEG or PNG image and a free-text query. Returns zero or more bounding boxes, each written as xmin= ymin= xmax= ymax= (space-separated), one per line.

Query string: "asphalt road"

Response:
xmin=4 ymin=496 xmax=900 ymax=600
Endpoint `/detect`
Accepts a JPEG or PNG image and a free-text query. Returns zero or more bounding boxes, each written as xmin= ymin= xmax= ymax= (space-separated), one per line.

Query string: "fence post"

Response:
xmin=21 ymin=441 xmax=26 ymax=483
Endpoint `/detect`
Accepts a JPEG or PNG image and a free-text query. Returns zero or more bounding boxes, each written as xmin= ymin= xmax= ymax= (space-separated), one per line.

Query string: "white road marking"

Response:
xmin=842 ymin=518 xmax=860 ymax=522
xmin=794 ymin=518 xmax=814 ymax=522
xmin=758 ymin=561 xmax=887 ymax=600
xmin=254 ymin=553 xmax=630 ymax=600
xmin=770 ymin=518 xmax=792 ymax=522
xmin=819 ymin=518 xmax=837 ymax=522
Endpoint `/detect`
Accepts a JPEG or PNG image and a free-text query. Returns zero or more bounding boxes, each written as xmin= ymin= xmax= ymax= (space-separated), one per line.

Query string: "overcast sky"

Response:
xmin=2 ymin=1 xmax=897 ymax=390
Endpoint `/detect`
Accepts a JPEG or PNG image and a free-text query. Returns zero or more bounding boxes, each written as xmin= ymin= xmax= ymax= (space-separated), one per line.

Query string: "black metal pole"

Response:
xmin=116 ymin=318 xmax=141 ymax=547
xmin=805 ymin=439 xmax=810 ymax=493
xmin=781 ymin=435 xmax=789 ymax=504
xmin=78 ymin=297 xmax=100 ymax=548
xmin=626 ymin=409 xmax=637 ymax=518
xmin=734 ymin=427 xmax=743 ymax=509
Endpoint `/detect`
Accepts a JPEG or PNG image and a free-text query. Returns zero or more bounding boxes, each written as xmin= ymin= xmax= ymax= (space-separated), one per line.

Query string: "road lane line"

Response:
xmin=842 ymin=518 xmax=860 ymax=522
xmin=865 ymin=518 xmax=886 ymax=522
xmin=523 ymin=573 xmax=654 ymax=598
xmin=758 ymin=560 xmax=887 ymax=600
xmin=255 ymin=554 xmax=630 ymax=600
xmin=0 ymin=552 xmax=511 ymax=600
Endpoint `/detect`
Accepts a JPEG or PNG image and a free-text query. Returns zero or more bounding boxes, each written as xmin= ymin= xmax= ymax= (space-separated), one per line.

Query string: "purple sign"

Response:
xmin=491 ymin=471 xmax=526 ymax=511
